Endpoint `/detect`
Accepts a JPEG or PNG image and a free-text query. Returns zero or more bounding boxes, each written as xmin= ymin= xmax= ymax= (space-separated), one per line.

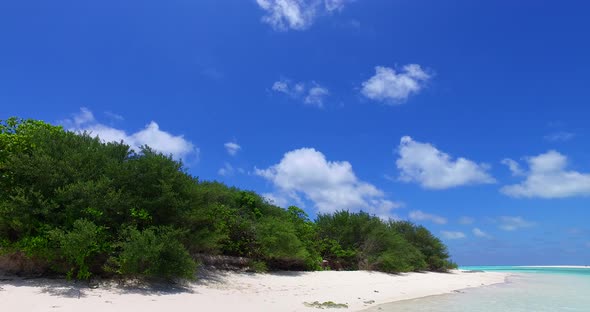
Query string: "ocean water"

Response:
xmin=364 ymin=266 xmax=590 ymax=312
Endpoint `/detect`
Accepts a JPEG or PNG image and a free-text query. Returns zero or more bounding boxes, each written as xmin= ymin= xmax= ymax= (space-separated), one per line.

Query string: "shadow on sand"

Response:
xmin=0 ymin=274 xmax=192 ymax=298
xmin=0 ymin=269 xmax=310 ymax=298
xmin=0 ymin=276 xmax=88 ymax=298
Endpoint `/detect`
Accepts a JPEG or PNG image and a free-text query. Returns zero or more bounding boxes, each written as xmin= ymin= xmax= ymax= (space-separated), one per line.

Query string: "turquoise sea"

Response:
xmin=364 ymin=266 xmax=590 ymax=312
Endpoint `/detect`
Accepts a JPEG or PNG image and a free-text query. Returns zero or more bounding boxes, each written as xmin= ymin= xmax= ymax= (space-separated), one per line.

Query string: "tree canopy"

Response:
xmin=0 ymin=118 xmax=456 ymax=280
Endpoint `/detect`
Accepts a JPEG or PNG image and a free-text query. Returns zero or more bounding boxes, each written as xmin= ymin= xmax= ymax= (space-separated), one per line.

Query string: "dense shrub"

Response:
xmin=361 ymin=222 xmax=427 ymax=272
xmin=48 ymin=219 xmax=105 ymax=279
xmin=315 ymin=211 xmax=453 ymax=273
xmin=390 ymin=221 xmax=457 ymax=271
xmin=113 ymin=226 xmax=196 ymax=280
xmin=0 ymin=118 xmax=458 ymax=279
xmin=256 ymin=217 xmax=309 ymax=270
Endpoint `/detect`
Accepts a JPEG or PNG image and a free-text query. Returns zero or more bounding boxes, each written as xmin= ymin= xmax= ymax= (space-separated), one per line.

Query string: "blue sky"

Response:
xmin=1 ymin=0 xmax=589 ymax=265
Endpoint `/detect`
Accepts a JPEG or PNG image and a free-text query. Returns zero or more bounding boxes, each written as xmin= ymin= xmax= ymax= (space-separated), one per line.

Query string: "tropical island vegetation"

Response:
xmin=0 ymin=118 xmax=457 ymax=280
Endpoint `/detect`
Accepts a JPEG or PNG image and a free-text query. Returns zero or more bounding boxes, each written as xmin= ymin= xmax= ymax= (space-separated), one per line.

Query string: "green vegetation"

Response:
xmin=0 ymin=118 xmax=457 ymax=280
xmin=304 ymin=301 xmax=349 ymax=309
xmin=111 ymin=226 xmax=196 ymax=279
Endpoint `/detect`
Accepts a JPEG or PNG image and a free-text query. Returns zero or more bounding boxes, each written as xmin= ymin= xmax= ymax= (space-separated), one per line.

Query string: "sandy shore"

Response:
xmin=0 ymin=270 xmax=507 ymax=312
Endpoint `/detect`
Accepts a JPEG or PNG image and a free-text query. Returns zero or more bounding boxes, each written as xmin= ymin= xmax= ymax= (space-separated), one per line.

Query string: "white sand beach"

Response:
xmin=0 ymin=270 xmax=507 ymax=312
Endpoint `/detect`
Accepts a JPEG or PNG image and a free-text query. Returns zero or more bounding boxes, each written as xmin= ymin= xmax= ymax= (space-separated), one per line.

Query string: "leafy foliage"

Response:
xmin=48 ymin=219 xmax=105 ymax=279
xmin=0 ymin=118 xmax=457 ymax=279
xmin=112 ymin=226 xmax=196 ymax=280
xmin=390 ymin=221 xmax=458 ymax=271
xmin=316 ymin=211 xmax=433 ymax=272
xmin=256 ymin=216 xmax=310 ymax=270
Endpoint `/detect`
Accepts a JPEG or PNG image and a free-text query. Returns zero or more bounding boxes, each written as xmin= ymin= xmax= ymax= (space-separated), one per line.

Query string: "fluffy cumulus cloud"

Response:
xmin=271 ymin=79 xmax=329 ymax=107
xmin=255 ymin=148 xmax=402 ymax=217
xmin=440 ymin=231 xmax=466 ymax=240
xmin=497 ymin=216 xmax=534 ymax=231
xmin=501 ymin=151 xmax=590 ymax=198
xmin=63 ymin=108 xmax=197 ymax=161
xmin=472 ymin=227 xmax=492 ymax=239
xmin=361 ymin=65 xmax=431 ymax=104
xmin=224 ymin=142 xmax=241 ymax=156
xmin=408 ymin=210 xmax=447 ymax=225
xmin=256 ymin=0 xmax=355 ymax=31
xmin=396 ymin=136 xmax=496 ymax=189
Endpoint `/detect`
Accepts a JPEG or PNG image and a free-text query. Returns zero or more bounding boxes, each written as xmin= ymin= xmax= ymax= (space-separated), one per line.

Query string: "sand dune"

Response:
xmin=0 ymin=270 xmax=507 ymax=312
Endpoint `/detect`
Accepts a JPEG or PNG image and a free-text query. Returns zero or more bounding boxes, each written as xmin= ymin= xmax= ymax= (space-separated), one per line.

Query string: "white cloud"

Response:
xmin=304 ymin=85 xmax=330 ymax=107
xmin=262 ymin=193 xmax=290 ymax=208
xmin=272 ymin=80 xmax=290 ymax=93
xmin=440 ymin=231 xmax=466 ymax=240
xmin=256 ymin=0 xmax=318 ymax=31
xmin=104 ymin=111 xmax=124 ymax=122
xmin=74 ymin=107 xmax=95 ymax=125
xmin=325 ymin=0 xmax=348 ymax=11
xmin=498 ymin=216 xmax=534 ymax=231
xmin=501 ymin=150 xmax=590 ymax=198
xmin=255 ymin=148 xmax=402 ymax=217
xmin=224 ymin=142 xmax=241 ymax=156
xmin=63 ymin=108 xmax=197 ymax=161
xmin=271 ymin=79 xmax=329 ymax=107
xmin=256 ymin=0 xmax=354 ymax=31
xmin=396 ymin=136 xmax=496 ymax=189
xmin=218 ymin=162 xmax=235 ymax=176
xmin=459 ymin=216 xmax=475 ymax=225
xmin=544 ymin=131 xmax=575 ymax=142
xmin=218 ymin=163 xmax=245 ymax=177
xmin=472 ymin=228 xmax=492 ymax=239
xmin=408 ymin=210 xmax=447 ymax=225
xmin=361 ymin=65 xmax=431 ymax=104
xmin=501 ymin=158 xmax=525 ymax=176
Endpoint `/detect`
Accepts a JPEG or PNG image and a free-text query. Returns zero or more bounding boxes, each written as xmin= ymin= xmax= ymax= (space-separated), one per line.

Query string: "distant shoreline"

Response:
xmin=461 ymin=265 xmax=590 ymax=269
xmin=0 ymin=270 xmax=508 ymax=312
xmin=515 ymin=265 xmax=590 ymax=269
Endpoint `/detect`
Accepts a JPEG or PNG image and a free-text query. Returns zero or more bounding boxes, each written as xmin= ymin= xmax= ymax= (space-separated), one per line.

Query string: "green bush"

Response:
xmin=371 ymin=246 xmax=427 ymax=273
xmin=248 ymin=260 xmax=268 ymax=273
xmin=363 ymin=227 xmax=427 ymax=273
xmin=0 ymin=118 xmax=458 ymax=278
xmin=390 ymin=221 xmax=455 ymax=271
xmin=48 ymin=219 xmax=104 ymax=280
xmin=256 ymin=216 xmax=310 ymax=270
xmin=16 ymin=235 xmax=52 ymax=259
xmin=113 ymin=226 xmax=196 ymax=280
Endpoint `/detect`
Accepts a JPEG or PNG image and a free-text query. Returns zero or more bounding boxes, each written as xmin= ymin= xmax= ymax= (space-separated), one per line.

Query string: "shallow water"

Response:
xmin=364 ymin=267 xmax=590 ymax=312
